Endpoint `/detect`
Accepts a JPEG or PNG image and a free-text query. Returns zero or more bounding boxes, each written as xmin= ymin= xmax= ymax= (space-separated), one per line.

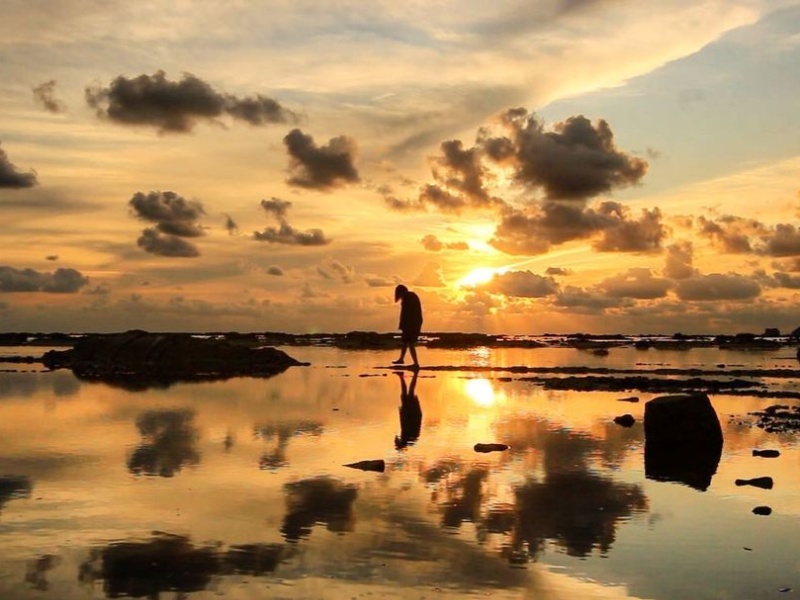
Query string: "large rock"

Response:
xmin=644 ymin=393 xmax=723 ymax=491
xmin=41 ymin=330 xmax=307 ymax=388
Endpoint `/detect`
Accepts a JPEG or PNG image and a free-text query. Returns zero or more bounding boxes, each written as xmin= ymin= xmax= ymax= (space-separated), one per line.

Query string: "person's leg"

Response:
xmin=393 ymin=341 xmax=407 ymax=364
xmin=408 ymin=343 xmax=419 ymax=368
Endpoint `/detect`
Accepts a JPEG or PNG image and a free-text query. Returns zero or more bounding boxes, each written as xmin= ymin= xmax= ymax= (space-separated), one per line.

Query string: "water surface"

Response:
xmin=1 ymin=344 xmax=798 ymax=599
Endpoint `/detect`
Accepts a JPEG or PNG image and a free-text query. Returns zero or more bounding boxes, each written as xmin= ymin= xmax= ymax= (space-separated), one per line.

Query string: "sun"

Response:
xmin=457 ymin=266 xmax=501 ymax=288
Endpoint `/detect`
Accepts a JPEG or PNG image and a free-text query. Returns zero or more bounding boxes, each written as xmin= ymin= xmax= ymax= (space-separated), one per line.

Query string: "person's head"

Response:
xmin=394 ymin=284 xmax=408 ymax=302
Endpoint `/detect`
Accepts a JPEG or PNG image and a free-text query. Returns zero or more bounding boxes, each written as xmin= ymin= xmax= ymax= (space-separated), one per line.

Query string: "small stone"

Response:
xmin=474 ymin=443 xmax=509 ymax=453
xmin=613 ymin=414 xmax=636 ymax=427
xmin=344 ymin=459 xmax=386 ymax=472
xmin=752 ymin=449 xmax=780 ymax=458
xmin=734 ymin=477 xmax=774 ymax=490
xmin=752 ymin=506 xmax=772 ymax=516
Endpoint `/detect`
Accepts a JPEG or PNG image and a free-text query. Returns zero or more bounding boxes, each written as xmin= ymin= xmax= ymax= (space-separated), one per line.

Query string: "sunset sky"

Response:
xmin=2 ymin=0 xmax=800 ymax=334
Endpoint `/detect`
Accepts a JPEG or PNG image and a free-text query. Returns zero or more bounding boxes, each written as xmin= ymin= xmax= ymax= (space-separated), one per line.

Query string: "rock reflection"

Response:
xmin=255 ymin=421 xmax=323 ymax=470
xmin=25 ymin=554 xmax=60 ymax=591
xmin=0 ymin=475 xmax=32 ymax=512
xmin=127 ymin=410 xmax=200 ymax=477
xmin=281 ymin=476 xmax=358 ymax=542
xmin=79 ymin=532 xmax=291 ymax=598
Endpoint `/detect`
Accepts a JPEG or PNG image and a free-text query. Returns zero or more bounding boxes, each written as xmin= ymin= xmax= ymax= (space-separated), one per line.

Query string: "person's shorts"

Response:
xmin=401 ymin=329 xmax=421 ymax=344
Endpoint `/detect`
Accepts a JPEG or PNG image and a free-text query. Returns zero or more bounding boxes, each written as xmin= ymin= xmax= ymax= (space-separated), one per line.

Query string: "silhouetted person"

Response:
xmin=395 ymin=371 xmax=422 ymax=449
xmin=392 ymin=284 xmax=423 ymax=368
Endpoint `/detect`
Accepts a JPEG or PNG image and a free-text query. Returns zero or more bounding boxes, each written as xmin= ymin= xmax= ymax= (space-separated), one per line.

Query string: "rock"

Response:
xmin=735 ymin=477 xmax=773 ymax=490
xmin=343 ymin=459 xmax=386 ymax=472
xmin=474 ymin=443 xmax=509 ymax=453
xmin=613 ymin=414 xmax=635 ymax=427
xmin=41 ymin=330 xmax=306 ymax=388
xmin=752 ymin=449 xmax=781 ymax=458
xmin=644 ymin=393 xmax=723 ymax=491
xmin=617 ymin=396 xmax=639 ymax=403
xmin=763 ymin=328 xmax=780 ymax=337
xmin=752 ymin=506 xmax=772 ymax=516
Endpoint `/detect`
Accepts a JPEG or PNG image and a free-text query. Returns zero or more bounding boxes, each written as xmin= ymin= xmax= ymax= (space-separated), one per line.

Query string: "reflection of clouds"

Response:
xmin=25 ymin=554 xmax=59 ymax=591
xmin=255 ymin=420 xmax=323 ymax=470
xmin=79 ymin=533 xmax=291 ymax=597
xmin=281 ymin=477 xmax=358 ymax=542
xmin=0 ymin=475 xmax=32 ymax=512
xmin=127 ymin=409 xmax=200 ymax=477
xmin=0 ymin=371 xmax=80 ymax=400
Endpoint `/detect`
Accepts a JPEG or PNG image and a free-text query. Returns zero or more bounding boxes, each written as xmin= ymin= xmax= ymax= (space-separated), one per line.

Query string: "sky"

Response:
xmin=1 ymin=0 xmax=800 ymax=335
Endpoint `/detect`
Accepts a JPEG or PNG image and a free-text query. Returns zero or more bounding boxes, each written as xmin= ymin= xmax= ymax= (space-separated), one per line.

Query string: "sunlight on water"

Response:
xmin=0 ymin=345 xmax=798 ymax=599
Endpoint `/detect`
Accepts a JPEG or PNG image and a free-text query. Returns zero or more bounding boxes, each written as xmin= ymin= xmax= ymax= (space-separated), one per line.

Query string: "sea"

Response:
xmin=0 ymin=339 xmax=799 ymax=599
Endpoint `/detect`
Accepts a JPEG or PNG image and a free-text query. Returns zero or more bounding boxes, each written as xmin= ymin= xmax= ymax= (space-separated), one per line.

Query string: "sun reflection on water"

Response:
xmin=465 ymin=377 xmax=497 ymax=407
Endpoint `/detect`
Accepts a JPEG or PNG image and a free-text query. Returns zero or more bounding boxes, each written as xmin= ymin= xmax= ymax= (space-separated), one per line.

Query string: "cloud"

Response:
xmin=32 ymin=80 xmax=65 ymax=113
xmin=254 ymin=197 xmax=330 ymax=246
xmin=85 ymin=71 xmax=295 ymax=133
xmin=413 ymin=262 xmax=446 ymax=287
xmin=489 ymin=200 xmax=666 ymax=255
xmin=129 ymin=191 xmax=205 ymax=257
xmin=317 ymin=258 xmax=356 ymax=283
xmin=772 ymin=271 xmax=800 ymax=289
xmin=266 ymin=266 xmax=284 ymax=276
xmin=663 ymin=241 xmax=696 ymax=280
xmin=45 ymin=255 xmax=59 ymax=262
xmin=546 ymin=267 xmax=571 ymax=276
xmin=483 ymin=270 xmax=558 ymax=298
xmin=0 ymin=142 xmax=38 ymax=189
xmin=420 ymin=234 xmax=469 ymax=251
xmin=224 ymin=214 xmax=238 ymax=235
xmin=761 ymin=223 xmax=800 ymax=257
xmin=486 ymin=109 xmax=648 ymax=201
xmin=136 ymin=228 xmax=200 ymax=257
xmin=284 ymin=129 xmax=360 ymax=190
xmin=555 ymin=285 xmax=627 ymax=311
xmin=364 ymin=274 xmax=397 ymax=287
xmin=598 ymin=268 xmax=672 ymax=299
xmin=0 ymin=266 xmax=89 ymax=293
xmin=697 ymin=215 xmax=765 ymax=253
xmin=675 ymin=273 xmax=761 ymax=301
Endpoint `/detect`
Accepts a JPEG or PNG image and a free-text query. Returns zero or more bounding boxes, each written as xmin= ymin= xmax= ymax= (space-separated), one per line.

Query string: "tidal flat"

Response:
xmin=1 ymin=338 xmax=799 ymax=599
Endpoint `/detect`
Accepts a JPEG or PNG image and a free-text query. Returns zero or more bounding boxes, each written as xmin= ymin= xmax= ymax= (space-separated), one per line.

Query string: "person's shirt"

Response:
xmin=399 ymin=292 xmax=423 ymax=331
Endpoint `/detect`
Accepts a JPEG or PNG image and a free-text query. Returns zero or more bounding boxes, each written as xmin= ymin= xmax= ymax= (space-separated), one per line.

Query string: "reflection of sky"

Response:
xmin=0 ymin=346 xmax=798 ymax=599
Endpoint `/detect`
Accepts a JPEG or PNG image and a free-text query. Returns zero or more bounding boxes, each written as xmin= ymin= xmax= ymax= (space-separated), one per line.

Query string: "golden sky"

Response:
xmin=1 ymin=0 xmax=800 ymax=334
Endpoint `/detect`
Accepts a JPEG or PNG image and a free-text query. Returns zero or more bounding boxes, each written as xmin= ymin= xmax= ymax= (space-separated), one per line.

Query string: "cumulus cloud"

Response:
xmin=772 ymin=271 xmax=800 ymax=289
xmin=266 ymin=265 xmax=284 ymax=276
xmin=555 ymin=285 xmax=627 ymax=311
xmin=598 ymin=268 xmax=672 ymax=299
xmin=761 ymin=224 xmax=800 ymax=257
xmin=420 ymin=234 xmax=469 ymax=251
xmin=0 ymin=142 xmax=38 ymax=189
xmin=364 ymin=274 xmax=397 ymax=287
xmin=546 ymin=267 xmax=571 ymax=276
xmin=675 ymin=273 xmax=761 ymax=301
xmin=413 ymin=262 xmax=446 ymax=287
xmin=224 ymin=214 xmax=238 ymax=235
xmin=32 ymin=80 xmax=65 ymax=113
xmin=485 ymin=109 xmax=648 ymax=201
xmin=697 ymin=215 xmax=765 ymax=253
xmin=254 ymin=197 xmax=329 ymax=246
xmin=663 ymin=241 xmax=696 ymax=280
xmin=483 ymin=270 xmax=558 ymax=298
xmin=129 ymin=190 xmax=205 ymax=257
xmin=45 ymin=255 xmax=59 ymax=262
xmin=489 ymin=201 xmax=666 ymax=255
xmin=0 ymin=266 xmax=89 ymax=293
xmin=136 ymin=228 xmax=200 ymax=257
xmin=85 ymin=71 xmax=295 ymax=133
xmin=284 ymin=129 xmax=359 ymax=190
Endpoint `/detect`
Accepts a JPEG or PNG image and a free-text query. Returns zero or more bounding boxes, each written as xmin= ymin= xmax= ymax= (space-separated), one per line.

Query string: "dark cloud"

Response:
xmin=546 ymin=267 xmax=571 ymax=276
xmin=32 ymin=80 xmax=65 ymax=113
xmin=675 ymin=273 xmax=761 ymax=301
xmin=555 ymin=285 xmax=627 ymax=311
xmin=0 ymin=266 xmax=89 ymax=293
xmin=45 ymin=255 xmax=59 ymax=262
xmin=489 ymin=201 xmax=666 ymax=256
xmin=130 ymin=190 xmax=205 ymax=233
xmin=224 ymin=214 xmax=238 ymax=235
xmin=137 ymin=228 xmax=200 ymax=257
xmin=254 ymin=197 xmax=330 ymax=246
xmin=697 ymin=215 xmax=764 ymax=253
xmin=284 ymin=129 xmax=359 ymax=190
xmin=663 ymin=241 xmax=695 ymax=280
xmin=85 ymin=71 xmax=295 ymax=134
xmin=488 ymin=109 xmax=648 ymax=201
xmin=383 ymin=194 xmax=423 ymax=212
xmin=483 ymin=270 xmax=558 ymax=298
xmin=598 ymin=268 xmax=672 ymax=299
xmin=129 ymin=191 xmax=205 ymax=257
xmin=266 ymin=266 xmax=284 ymax=276
xmin=772 ymin=272 xmax=800 ymax=289
xmin=0 ymin=142 xmax=38 ymax=189
xmin=761 ymin=224 xmax=800 ymax=257
xmin=420 ymin=234 xmax=469 ymax=251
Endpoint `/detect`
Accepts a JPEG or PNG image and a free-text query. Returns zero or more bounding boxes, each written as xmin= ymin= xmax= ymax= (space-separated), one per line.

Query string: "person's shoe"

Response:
xmin=410 ymin=363 xmax=420 ymax=370
xmin=391 ymin=359 xmax=405 ymax=365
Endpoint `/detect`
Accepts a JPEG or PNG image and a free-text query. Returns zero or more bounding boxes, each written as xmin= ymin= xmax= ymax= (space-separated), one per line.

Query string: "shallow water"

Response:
xmin=0 ymin=344 xmax=799 ymax=599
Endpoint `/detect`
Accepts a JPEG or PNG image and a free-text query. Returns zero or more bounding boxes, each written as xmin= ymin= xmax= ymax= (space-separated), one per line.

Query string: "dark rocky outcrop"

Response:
xmin=41 ymin=330 xmax=307 ymax=388
xmin=474 ymin=443 xmax=510 ymax=453
xmin=643 ymin=393 xmax=723 ymax=491
xmin=735 ymin=476 xmax=773 ymax=490
xmin=613 ymin=414 xmax=635 ymax=428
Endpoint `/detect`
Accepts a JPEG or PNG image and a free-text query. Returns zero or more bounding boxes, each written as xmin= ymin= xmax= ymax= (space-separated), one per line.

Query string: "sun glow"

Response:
xmin=465 ymin=378 xmax=496 ymax=407
xmin=457 ymin=266 xmax=503 ymax=288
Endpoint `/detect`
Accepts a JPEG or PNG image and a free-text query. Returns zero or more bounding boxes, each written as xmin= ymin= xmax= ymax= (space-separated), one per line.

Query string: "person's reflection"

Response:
xmin=395 ymin=371 xmax=422 ymax=449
